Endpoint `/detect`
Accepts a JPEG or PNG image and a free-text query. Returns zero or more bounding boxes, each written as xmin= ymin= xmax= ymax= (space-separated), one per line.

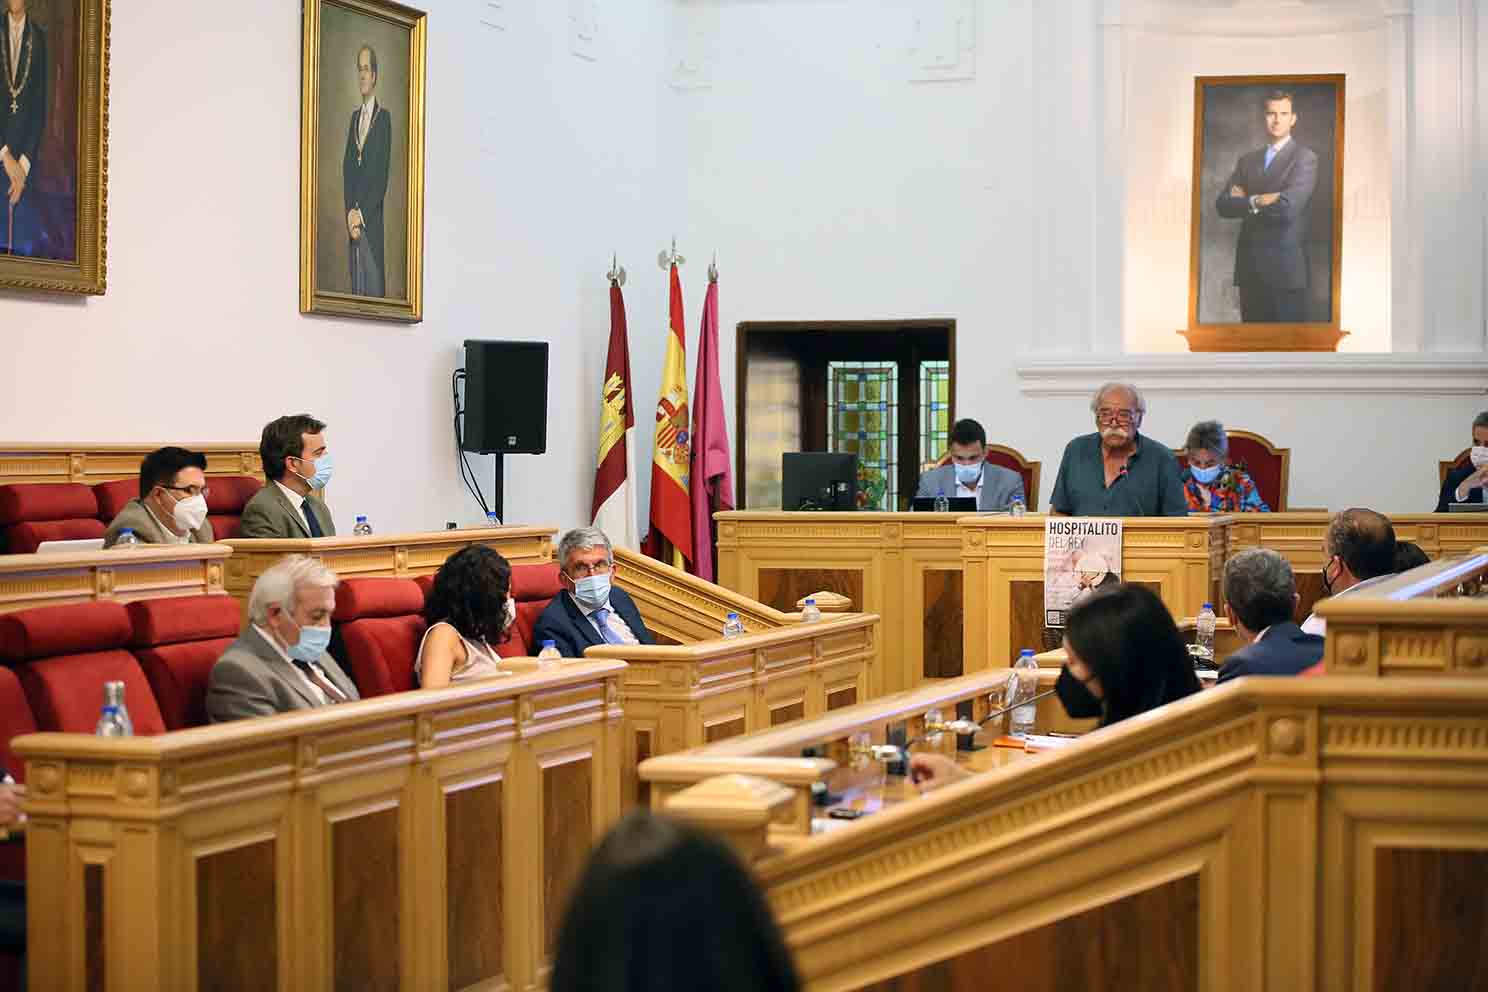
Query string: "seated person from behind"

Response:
xmin=206 ymin=555 xmax=359 ymax=721
xmin=1217 ymin=548 xmax=1321 ymax=682
xmin=552 ymin=810 xmax=801 ymax=992
xmin=1180 ymin=420 xmax=1269 ymax=513
xmin=416 ymin=545 xmax=515 ymax=688
xmin=1300 ymin=508 xmax=1397 ymax=637
xmin=1393 ymin=540 xmax=1430 ymax=574
xmin=1434 ymin=410 xmax=1488 ymax=512
xmin=103 ymin=446 xmax=215 ymax=547
xmin=1049 ymin=382 xmax=1187 ymax=517
xmin=912 ymin=584 xmax=1199 ymax=791
xmin=238 ymin=413 xmax=336 ymax=538
xmin=914 ymin=418 xmax=1025 ymax=511
xmin=533 ymin=526 xmax=655 ymax=658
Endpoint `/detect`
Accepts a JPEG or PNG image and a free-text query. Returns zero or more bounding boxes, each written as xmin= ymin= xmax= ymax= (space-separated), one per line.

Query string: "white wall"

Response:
xmin=3 ymin=0 xmax=671 ymax=537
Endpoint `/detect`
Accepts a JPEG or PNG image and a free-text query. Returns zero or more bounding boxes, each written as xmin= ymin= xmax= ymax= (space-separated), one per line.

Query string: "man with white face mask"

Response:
xmin=207 ymin=555 xmax=359 ymax=721
xmin=533 ymin=527 xmax=655 ymax=658
xmin=103 ymin=447 xmax=215 ymax=547
xmin=1435 ymin=411 xmax=1488 ymax=512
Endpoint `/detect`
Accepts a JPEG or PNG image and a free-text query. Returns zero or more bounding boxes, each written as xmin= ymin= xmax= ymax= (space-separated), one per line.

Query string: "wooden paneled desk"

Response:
xmin=15 ymin=660 xmax=625 ymax=992
xmin=1229 ymin=512 xmax=1488 ymax=619
xmin=0 ymin=442 xmax=262 ymax=484
xmin=0 ymin=544 xmax=232 ymax=613
xmin=961 ymin=514 xmax=1231 ymax=674
xmin=715 ymin=511 xmax=967 ymax=698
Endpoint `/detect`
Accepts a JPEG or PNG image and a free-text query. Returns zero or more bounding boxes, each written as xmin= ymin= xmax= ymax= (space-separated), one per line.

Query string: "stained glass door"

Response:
xmin=827 ymin=362 xmax=899 ymax=511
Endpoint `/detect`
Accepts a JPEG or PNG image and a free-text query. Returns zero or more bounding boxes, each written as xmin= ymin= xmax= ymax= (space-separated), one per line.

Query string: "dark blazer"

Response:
xmin=0 ymin=18 xmax=46 ymax=177
xmin=1217 ymin=622 xmax=1324 ymax=683
xmin=1214 ymin=139 xmax=1319 ymax=290
xmin=343 ymin=101 xmax=392 ymax=286
xmin=1436 ymin=463 xmax=1485 ymax=513
xmin=532 ymin=587 xmax=654 ymax=659
xmin=238 ymin=483 xmax=336 ymax=539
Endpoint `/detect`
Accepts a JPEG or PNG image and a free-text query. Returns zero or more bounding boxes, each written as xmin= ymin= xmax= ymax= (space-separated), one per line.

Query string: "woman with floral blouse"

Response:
xmin=1181 ymin=421 xmax=1270 ymax=513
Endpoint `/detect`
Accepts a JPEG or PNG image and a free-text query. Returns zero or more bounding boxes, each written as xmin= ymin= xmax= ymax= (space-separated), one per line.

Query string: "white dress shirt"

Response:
xmin=1300 ymin=573 xmax=1395 ymax=637
xmin=358 ymin=96 xmax=377 ymax=149
xmin=275 ymin=479 xmax=311 ymax=516
xmin=572 ymin=593 xmax=639 ymax=645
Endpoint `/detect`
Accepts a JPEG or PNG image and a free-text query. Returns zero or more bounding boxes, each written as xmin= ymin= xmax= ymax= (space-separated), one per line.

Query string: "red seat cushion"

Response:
xmin=0 ymin=483 xmax=99 ymax=525
xmin=125 ymin=596 xmax=243 ymax=730
xmin=2 ymin=518 xmax=108 ymax=554
xmin=0 ymin=667 xmax=37 ymax=781
xmin=206 ymin=476 xmax=263 ymax=515
xmin=126 ymin=595 xmax=241 ymax=647
xmin=338 ymin=616 xmax=427 ymax=696
xmin=92 ymin=479 xmax=139 ymax=520
xmin=504 ymin=562 xmax=562 ymax=657
xmin=207 ymin=515 xmax=241 ymax=540
xmin=18 ymin=650 xmax=167 ymax=735
xmin=0 ymin=602 xmax=132 ymax=662
xmin=333 ymin=578 xmax=426 ymax=622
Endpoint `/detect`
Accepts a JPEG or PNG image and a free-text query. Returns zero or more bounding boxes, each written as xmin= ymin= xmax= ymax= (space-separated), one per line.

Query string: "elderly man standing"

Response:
xmin=207 ymin=555 xmax=359 ymax=721
xmin=1218 ymin=548 xmax=1322 ymax=682
xmin=1049 ymin=382 xmax=1187 ymax=517
xmin=533 ymin=527 xmax=655 ymax=658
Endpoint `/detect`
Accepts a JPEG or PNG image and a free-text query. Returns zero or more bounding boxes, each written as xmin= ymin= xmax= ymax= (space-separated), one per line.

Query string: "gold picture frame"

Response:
xmin=300 ymin=0 xmax=426 ymax=322
xmin=0 ymin=0 xmax=109 ymax=295
xmin=1184 ymin=73 xmax=1346 ymax=352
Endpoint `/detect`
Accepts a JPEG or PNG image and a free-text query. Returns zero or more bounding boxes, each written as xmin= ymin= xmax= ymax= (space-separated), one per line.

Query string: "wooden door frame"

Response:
xmin=734 ymin=319 xmax=957 ymax=509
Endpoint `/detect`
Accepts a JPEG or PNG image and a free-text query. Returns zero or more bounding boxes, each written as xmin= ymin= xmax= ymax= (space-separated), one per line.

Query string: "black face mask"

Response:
xmin=1056 ymin=666 xmax=1104 ymax=720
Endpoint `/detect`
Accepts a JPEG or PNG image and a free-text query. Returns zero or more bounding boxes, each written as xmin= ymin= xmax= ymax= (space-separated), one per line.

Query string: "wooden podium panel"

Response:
xmin=0 ymin=442 xmax=263 ymax=484
xmin=14 ymin=660 xmax=624 ymax=992
xmin=0 ymin=544 xmax=231 ymax=613
xmin=1228 ymin=512 xmax=1488 ymax=621
xmin=961 ymin=515 xmax=1231 ymax=674
xmin=715 ymin=512 xmax=968 ymax=697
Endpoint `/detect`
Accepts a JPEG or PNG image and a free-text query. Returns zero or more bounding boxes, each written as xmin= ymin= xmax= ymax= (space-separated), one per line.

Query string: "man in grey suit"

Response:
xmin=915 ymin=418 xmax=1025 ymax=511
xmin=103 ymin=447 xmax=215 ymax=547
xmin=207 ymin=555 xmax=359 ymax=721
xmin=239 ymin=414 xmax=336 ymax=538
xmin=1214 ymin=89 xmax=1319 ymax=323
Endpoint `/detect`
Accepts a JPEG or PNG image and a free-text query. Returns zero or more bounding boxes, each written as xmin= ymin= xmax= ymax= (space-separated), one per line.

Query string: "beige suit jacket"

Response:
xmin=206 ymin=626 xmax=360 ymax=722
xmin=103 ymin=498 xmax=214 ymax=548
xmin=238 ymin=482 xmax=336 ymax=539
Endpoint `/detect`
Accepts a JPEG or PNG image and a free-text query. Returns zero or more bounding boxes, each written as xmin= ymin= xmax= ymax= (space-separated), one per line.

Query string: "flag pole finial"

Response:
xmin=608 ymin=252 xmax=626 ymax=286
xmin=708 ymin=251 xmax=718 ymax=284
xmin=657 ymin=237 xmax=685 ymax=270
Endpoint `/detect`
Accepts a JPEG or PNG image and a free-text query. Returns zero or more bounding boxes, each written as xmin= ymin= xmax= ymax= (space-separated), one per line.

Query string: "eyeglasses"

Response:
xmin=566 ymin=560 xmax=613 ymax=579
xmin=162 ymin=484 xmax=211 ymax=499
xmin=1096 ymin=408 xmax=1137 ymax=424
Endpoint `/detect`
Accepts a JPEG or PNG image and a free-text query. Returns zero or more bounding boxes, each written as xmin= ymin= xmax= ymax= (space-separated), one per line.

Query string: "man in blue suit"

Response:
xmin=533 ymin=526 xmax=655 ymax=658
xmin=915 ymin=418 xmax=1025 ymax=512
xmin=1218 ymin=548 xmax=1323 ymax=683
xmin=1214 ymin=90 xmax=1319 ymax=323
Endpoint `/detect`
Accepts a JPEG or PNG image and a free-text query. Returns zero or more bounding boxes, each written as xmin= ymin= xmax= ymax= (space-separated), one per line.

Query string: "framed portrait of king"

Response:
xmin=0 ymin=0 xmax=108 ymax=295
xmin=1185 ymin=74 xmax=1345 ymax=352
xmin=300 ymin=0 xmax=425 ymax=322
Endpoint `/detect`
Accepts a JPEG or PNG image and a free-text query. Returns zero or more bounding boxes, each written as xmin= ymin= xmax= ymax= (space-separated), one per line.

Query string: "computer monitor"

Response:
xmin=782 ymin=452 xmax=858 ymax=511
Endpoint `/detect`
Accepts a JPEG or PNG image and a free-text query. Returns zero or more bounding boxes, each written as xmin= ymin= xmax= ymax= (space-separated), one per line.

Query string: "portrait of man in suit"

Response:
xmin=344 ymin=43 xmax=391 ymax=297
xmin=1 ymin=0 xmax=48 ymax=257
xmin=1192 ymin=77 xmax=1341 ymax=330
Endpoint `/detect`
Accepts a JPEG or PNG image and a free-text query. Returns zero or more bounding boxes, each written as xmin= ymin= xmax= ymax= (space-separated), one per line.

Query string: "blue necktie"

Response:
xmin=301 ymin=501 xmax=324 ymax=538
xmin=1264 ymin=146 xmax=1277 ymax=171
xmin=591 ymin=608 xmax=623 ymax=645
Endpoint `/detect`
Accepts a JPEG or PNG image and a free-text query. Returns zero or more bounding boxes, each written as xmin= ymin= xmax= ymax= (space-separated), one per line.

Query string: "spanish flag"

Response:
xmin=643 ymin=263 xmax=694 ymax=570
xmin=591 ymin=279 xmax=638 ymax=549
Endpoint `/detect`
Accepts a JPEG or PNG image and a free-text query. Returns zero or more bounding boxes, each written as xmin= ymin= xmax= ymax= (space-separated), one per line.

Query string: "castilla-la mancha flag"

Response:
xmin=688 ymin=273 xmax=733 ymax=581
xmin=643 ymin=263 xmax=694 ymax=570
xmin=590 ymin=279 xmax=638 ymax=549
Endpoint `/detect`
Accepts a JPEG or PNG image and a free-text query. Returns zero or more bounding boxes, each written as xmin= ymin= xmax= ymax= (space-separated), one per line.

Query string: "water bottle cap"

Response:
xmin=487 ymin=512 xmax=498 ymax=519
xmin=542 ymin=639 xmax=555 ymax=648
xmin=727 ymin=612 xmax=739 ymax=620
xmin=1203 ymin=602 xmax=1213 ymax=610
xmin=120 ymin=528 xmax=133 ymax=535
xmin=804 ymin=598 xmax=816 ymax=605
xmin=356 ymin=515 xmax=367 ymax=522
xmin=1019 ymin=649 xmax=1034 ymax=656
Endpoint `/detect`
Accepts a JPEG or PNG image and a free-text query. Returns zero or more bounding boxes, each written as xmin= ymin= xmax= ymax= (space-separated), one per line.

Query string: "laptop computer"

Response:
xmin=910 ymin=496 xmax=978 ymax=512
xmin=35 ymin=538 xmax=106 ymax=554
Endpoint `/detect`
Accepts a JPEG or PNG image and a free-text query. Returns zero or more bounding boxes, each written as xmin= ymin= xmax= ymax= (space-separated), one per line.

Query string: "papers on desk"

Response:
xmin=1196 ymin=669 xmax=1219 ymax=683
xmin=1020 ymin=734 xmax=1080 ymax=753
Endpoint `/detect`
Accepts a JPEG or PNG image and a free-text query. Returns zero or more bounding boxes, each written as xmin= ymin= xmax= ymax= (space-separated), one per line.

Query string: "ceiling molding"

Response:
xmin=1016 ymin=353 xmax=1488 ymax=396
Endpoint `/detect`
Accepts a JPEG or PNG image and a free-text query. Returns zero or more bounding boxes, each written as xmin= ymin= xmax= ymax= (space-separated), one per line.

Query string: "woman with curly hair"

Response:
xmin=416 ymin=545 xmax=515 ymax=688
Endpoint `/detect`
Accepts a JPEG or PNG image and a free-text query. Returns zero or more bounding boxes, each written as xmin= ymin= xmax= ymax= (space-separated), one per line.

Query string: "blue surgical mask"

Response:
xmin=288 ymin=621 xmax=333 ymax=661
xmin=572 ymin=573 xmax=611 ymax=611
xmin=953 ymin=462 xmax=982 ymax=486
xmin=1190 ymin=463 xmax=1223 ymax=485
xmin=294 ymin=452 xmax=334 ymax=490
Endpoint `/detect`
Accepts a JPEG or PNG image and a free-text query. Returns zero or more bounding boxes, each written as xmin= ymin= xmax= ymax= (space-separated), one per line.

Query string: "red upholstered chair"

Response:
xmin=1440 ymin=448 xmax=1472 ymax=487
xmin=0 ymin=483 xmax=106 ymax=553
xmin=92 ymin=478 xmax=138 ymax=523
xmin=0 ymin=667 xmax=35 ymax=889
xmin=1175 ymin=429 xmax=1290 ymax=511
xmin=331 ymin=578 xmax=428 ymax=696
xmin=931 ymin=445 xmax=1042 ymax=511
xmin=502 ymin=562 xmax=562 ymax=657
xmin=0 ymin=602 xmax=167 ymax=735
xmin=127 ymin=596 xmax=243 ymax=729
xmin=204 ymin=475 xmax=263 ymax=540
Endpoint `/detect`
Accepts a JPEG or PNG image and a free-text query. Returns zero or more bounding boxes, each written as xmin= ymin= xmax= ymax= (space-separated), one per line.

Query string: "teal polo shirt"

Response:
xmin=1049 ymin=432 xmax=1189 ymax=517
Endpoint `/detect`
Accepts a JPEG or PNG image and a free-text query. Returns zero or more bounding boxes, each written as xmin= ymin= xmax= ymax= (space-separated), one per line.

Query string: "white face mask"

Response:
xmin=1471 ymin=446 xmax=1488 ymax=469
xmin=171 ymin=492 xmax=209 ymax=532
xmin=502 ymin=597 xmax=516 ymax=633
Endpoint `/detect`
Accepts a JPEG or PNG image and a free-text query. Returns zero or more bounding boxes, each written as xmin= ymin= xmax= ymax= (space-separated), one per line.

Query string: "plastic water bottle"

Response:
xmin=933 ymin=489 xmax=950 ymax=513
xmin=114 ymin=528 xmax=140 ymax=549
xmin=95 ymin=681 xmax=133 ymax=737
xmin=1009 ymin=649 xmax=1040 ymax=738
xmin=800 ymin=598 xmax=822 ymax=623
xmin=353 ymin=515 xmax=372 ymax=536
xmin=1195 ymin=603 xmax=1217 ymax=666
xmin=1009 ymin=496 xmax=1027 ymax=518
xmin=723 ymin=612 xmax=745 ymax=638
xmin=537 ymin=640 xmax=562 ymax=669
xmin=486 ymin=511 xmax=501 ymax=528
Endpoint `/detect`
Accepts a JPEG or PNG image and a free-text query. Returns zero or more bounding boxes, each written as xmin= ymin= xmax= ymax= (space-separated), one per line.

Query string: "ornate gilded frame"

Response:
xmin=299 ymin=0 xmax=426 ymax=322
xmin=0 ymin=0 xmax=109 ymax=295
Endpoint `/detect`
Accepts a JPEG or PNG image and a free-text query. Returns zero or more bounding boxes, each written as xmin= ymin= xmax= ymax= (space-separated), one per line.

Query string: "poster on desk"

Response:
xmin=1044 ymin=519 xmax=1123 ymax=627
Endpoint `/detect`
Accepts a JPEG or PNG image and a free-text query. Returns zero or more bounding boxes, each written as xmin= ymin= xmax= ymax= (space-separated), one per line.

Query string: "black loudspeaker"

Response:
xmin=461 ymin=340 xmax=549 ymax=454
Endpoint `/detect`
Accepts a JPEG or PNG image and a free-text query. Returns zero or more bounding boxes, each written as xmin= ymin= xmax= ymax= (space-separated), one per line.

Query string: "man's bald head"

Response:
xmin=1325 ymin=508 xmax=1397 ymax=584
